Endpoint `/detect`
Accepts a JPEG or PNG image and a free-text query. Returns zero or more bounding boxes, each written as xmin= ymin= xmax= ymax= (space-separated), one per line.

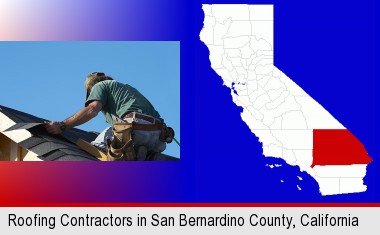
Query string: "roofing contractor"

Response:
xmin=45 ymin=72 xmax=174 ymax=160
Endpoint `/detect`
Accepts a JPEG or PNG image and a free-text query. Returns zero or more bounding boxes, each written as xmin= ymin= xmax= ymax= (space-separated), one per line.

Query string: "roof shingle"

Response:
xmin=0 ymin=105 xmax=98 ymax=161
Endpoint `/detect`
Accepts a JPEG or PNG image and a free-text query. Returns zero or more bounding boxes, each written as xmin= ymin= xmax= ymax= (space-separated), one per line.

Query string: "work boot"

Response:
xmin=151 ymin=152 xmax=167 ymax=160
xmin=136 ymin=146 xmax=148 ymax=161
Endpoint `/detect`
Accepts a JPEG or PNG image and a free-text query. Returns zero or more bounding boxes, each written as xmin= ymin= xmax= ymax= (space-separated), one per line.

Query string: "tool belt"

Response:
xmin=106 ymin=122 xmax=175 ymax=161
xmin=123 ymin=112 xmax=162 ymax=124
xmin=106 ymin=123 xmax=136 ymax=161
xmin=159 ymin=123 xmax=175 ymax=143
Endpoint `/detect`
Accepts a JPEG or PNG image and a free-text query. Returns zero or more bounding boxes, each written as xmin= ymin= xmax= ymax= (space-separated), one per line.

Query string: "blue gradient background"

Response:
xmin=0 ymin=0 xmax=378 ymax=203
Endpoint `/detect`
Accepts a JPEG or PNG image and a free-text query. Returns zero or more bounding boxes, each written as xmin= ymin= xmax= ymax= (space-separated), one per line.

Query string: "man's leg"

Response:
xmin=91 ymin=126 xmax=112 ymax=152
xmin=133 ymin=130 xmax=166 ymax=152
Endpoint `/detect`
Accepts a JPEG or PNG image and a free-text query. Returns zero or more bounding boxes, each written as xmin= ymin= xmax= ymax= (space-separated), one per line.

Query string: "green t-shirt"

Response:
xmin=85 ymin=80 xmax=161 ymax=124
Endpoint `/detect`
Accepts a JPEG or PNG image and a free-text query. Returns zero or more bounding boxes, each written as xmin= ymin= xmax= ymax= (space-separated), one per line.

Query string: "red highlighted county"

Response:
xmin=312 ymin=129 xmax=372 ymax=167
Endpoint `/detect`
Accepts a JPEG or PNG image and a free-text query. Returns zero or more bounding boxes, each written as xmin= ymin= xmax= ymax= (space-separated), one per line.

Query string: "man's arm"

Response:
xmin=45 ymin=101 xmax=103 ymax=135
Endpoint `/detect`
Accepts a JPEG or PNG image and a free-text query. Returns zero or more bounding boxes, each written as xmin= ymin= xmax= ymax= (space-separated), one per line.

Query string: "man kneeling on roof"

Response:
xmin=45 ymin=72 xmax=173 ymax=160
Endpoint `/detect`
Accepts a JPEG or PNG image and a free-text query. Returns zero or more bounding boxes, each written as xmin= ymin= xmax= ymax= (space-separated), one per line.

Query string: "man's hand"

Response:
xmin=45 ymin=121 xmax=63 ymax=135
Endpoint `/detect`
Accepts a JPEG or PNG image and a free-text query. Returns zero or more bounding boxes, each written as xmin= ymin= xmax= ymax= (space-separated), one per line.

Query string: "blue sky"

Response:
xmin=0 ymin=41 xmax=180 ymax=157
